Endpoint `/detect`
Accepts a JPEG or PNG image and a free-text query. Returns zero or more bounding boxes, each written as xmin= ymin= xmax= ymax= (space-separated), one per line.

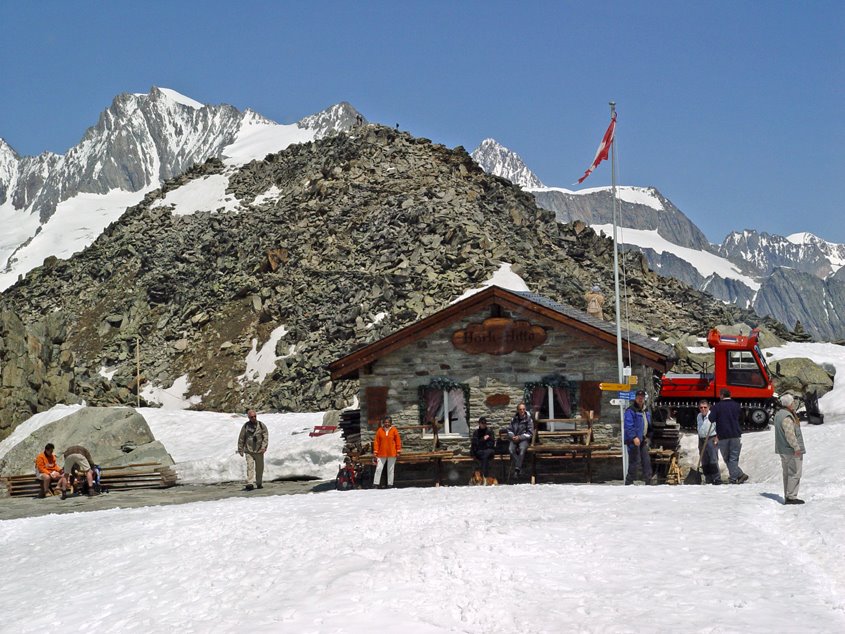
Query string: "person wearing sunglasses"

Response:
xmin=696 ymin=401 xmax=721 ymax=485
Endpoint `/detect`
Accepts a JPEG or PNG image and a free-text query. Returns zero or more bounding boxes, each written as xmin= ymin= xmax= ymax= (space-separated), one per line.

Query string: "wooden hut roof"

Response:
xmin=328 ymin=286 xmax=677 ymax=380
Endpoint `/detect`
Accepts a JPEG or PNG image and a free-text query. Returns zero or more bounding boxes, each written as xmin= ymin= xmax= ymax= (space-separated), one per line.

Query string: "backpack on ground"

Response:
xmin=335 ymin=463 xmax=356 ymax=490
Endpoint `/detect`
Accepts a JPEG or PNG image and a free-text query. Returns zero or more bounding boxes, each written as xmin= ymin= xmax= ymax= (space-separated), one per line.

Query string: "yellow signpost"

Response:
xmin=599 ymin=376 xmax=640 ymax=391
xmin=599 ymin=382 xmax=630 ymax=391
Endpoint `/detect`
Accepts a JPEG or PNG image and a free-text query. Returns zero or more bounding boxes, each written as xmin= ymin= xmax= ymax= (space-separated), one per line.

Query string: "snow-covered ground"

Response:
xmin=2 ymin=342 xmax=845 ymax=632
xmin=0 ymin=408 xmax=341 ymax=484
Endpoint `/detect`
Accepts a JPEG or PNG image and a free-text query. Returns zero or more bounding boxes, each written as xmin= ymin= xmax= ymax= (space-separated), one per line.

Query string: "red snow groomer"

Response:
xmin=654 ymin=328 xmax=777 ymax=431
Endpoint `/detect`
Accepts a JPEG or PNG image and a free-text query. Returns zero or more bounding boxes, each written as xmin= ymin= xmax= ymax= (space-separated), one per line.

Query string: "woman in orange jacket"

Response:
xmin=35 ymin=443 xmax=69 ymax=499
xmin=373 ymin=416 xmax=402 ymax=488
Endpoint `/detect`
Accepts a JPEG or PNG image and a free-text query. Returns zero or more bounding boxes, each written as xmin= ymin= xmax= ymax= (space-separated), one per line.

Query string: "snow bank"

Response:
xmin=2 ymin=417 xmax=844 ymax=632
xmin=451 ymin=262 xmax=530 ymax=303
xmin=141 ymin=409 xmax=341 ymax=483
xmin=0 ymin=404 xmax=85 ymax=461
xmin=159 ymin=174 xmax=241 ymax=216
xmin=0 ymin=407 xmax=342 ymax=484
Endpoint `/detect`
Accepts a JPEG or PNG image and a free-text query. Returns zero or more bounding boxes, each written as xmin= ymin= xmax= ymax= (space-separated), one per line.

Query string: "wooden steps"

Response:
xmin=2 ymin=462 xmax=177 ymax=497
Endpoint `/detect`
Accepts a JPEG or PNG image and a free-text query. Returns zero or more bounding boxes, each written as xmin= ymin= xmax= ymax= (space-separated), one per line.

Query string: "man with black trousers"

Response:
xmin=471 ymin=417 xmax=496 ymax=479
xmin=624 ymin=389 xmax=654 ymax=485
xmin=709 ymin=388 xmax=749 ymax=484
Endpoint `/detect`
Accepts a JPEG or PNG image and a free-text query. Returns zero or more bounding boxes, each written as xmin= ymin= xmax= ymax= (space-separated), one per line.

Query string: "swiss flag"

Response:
xmin=577 ymin=113 xmax=617 ymax=184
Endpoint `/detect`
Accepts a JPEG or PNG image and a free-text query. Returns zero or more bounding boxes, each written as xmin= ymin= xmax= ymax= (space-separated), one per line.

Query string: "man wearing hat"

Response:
xmin=585 ymin=285 xmax=605 ymax=320
xmin=624 ymin=389 xmax=654 ymax=485
xmin=471 ymin=417 xmax=496 ymax=479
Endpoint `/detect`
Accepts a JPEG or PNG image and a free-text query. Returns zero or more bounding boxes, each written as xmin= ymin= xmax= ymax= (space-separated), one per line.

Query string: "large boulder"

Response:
xmin=0 ymin=407 xmax=173 ymax=477
xmin=771 ymin=357 xmax=834 ymax=397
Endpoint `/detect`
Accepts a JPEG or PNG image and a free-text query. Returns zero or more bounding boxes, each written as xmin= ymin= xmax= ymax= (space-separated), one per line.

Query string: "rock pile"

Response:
xmin=0 ymin=125 xmax=792 ymax=439
xmin=0 ymin=310 xmax=77 ymax=438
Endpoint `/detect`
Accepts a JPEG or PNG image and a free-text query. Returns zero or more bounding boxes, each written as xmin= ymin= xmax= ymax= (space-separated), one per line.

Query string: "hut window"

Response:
xmin=419 ymin=381 xmax=469 ymax=437
xmin=524 ymin=377 xmax=576 ymax=431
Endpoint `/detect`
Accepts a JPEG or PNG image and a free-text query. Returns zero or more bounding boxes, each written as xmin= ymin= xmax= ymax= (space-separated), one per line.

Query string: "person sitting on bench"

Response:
xmin=507 ymin=403 xmax=534 ymax=480
xmin=35 ymin=443 xmax=68 ymax=499
xmin=471 ymin=417 xmax=496 ymax=479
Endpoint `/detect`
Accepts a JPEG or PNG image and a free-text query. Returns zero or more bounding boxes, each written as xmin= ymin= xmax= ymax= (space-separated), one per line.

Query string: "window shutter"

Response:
xmin=579 ymin=381 xmax=602 ymax=419
xmin=366 ymin=386 xmax=388 ymax=429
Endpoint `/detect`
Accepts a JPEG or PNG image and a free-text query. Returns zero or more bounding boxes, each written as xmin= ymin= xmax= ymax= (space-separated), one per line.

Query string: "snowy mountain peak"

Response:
xmin=719 ymin=229 xmax=845 ymax=279
xmin=470 ymin=138 xmax=544 ymax=189
xmin=154 ymin=86 xmax=204 ymax=109
xmin=785 ymin=231 xmax=840 ymax=248
xmin=0 ymin=89 xmax=365 ymax=290
xmin=297 ymin=101 xmax=365 ymax=138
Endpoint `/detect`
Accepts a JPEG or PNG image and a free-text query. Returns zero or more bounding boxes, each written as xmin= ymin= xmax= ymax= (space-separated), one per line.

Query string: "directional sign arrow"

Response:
xmin=609 ymin=398 xmax=624 ymax=406
xmin=599 ymin=382 xmax=630 ymax=391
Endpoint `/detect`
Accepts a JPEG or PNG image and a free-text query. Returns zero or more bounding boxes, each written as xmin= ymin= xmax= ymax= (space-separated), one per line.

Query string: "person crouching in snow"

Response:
xmin=373 ymin=416 xmax=402 ymax=489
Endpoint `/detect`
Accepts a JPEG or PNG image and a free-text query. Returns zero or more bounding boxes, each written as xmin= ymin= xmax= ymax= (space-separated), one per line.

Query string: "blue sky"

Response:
xmin=1 ymin=1 xmax=843 ymax=243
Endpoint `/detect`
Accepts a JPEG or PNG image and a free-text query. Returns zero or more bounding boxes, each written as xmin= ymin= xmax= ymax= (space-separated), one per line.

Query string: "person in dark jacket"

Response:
xmin=507 ymin=403 xmax=534 ymax=480
xmin=237 ymin=409 xmax=269 ymax=491
xmin=709 ymin=388 xmax=749 ymax=484
xmin=471 ymin=417 xmax=496 ymax=478
xmin=624 ymin=390 xmax=654 ymax=485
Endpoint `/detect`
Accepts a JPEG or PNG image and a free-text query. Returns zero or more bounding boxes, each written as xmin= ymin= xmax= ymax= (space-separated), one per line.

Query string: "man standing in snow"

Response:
xmin=696 ymin=401 xmax=721 ymax=485
xmin=237 ymin=410 xmax=269 ymax=491
xmin=709 ymin=388 xmax=749 ymax=484
xmin=624 ymin=390 xmax=654 ymax=485
xmin=584 ymin=285 xmax=605 ymax=320
xmin=507 ymin=403 xmax=534 ymax=481
xmin=373 ymin=416 xmax=402 ymax=488
xmin=774 ymin=394 xmax=805 ymax=505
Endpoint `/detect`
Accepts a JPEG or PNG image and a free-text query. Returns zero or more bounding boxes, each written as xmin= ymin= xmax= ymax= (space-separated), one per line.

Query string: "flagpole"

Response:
xmin=609 ymin=101 xmax=627 ymax=481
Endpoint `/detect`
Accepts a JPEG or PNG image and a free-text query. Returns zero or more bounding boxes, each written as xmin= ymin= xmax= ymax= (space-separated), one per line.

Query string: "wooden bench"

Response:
xmin=309 ymin=425 xmax=338 ymax=437
xmin=2 ymin=462 xmax=178 ymax=497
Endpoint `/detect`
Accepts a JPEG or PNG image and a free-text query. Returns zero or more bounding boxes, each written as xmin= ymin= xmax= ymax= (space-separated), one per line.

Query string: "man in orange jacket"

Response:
xmin=373 ymin=416 xmax=402 ymax=489
xmin=35 ymin=443 xmax=69 ymax=499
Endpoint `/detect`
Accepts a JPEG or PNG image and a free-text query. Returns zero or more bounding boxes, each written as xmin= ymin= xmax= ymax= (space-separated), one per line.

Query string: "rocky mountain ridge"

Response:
xmin=0 ymin=125 xmax=786 ymax=439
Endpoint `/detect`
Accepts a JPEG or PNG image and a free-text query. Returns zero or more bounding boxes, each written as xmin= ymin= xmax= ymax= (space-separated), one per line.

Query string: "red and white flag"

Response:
xmin=577 ymin=112 xmax=616 ymax=184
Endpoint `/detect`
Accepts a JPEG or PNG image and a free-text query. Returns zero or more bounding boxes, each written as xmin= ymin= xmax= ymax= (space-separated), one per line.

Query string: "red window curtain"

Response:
xmin=531 ymin=387 xmax=546 ymax=417
xmin=425 ymin=389 xmax=442 ymax=425
xmin=553 ymin=387 xmax=572 ymax=418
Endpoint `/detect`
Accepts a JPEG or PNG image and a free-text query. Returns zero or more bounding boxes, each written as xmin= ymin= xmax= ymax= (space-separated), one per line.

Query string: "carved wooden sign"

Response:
xmin=485 ymin=393 xmax=511 ymax=407
xmin=452 ymin=317 xmax=547 ymax=355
